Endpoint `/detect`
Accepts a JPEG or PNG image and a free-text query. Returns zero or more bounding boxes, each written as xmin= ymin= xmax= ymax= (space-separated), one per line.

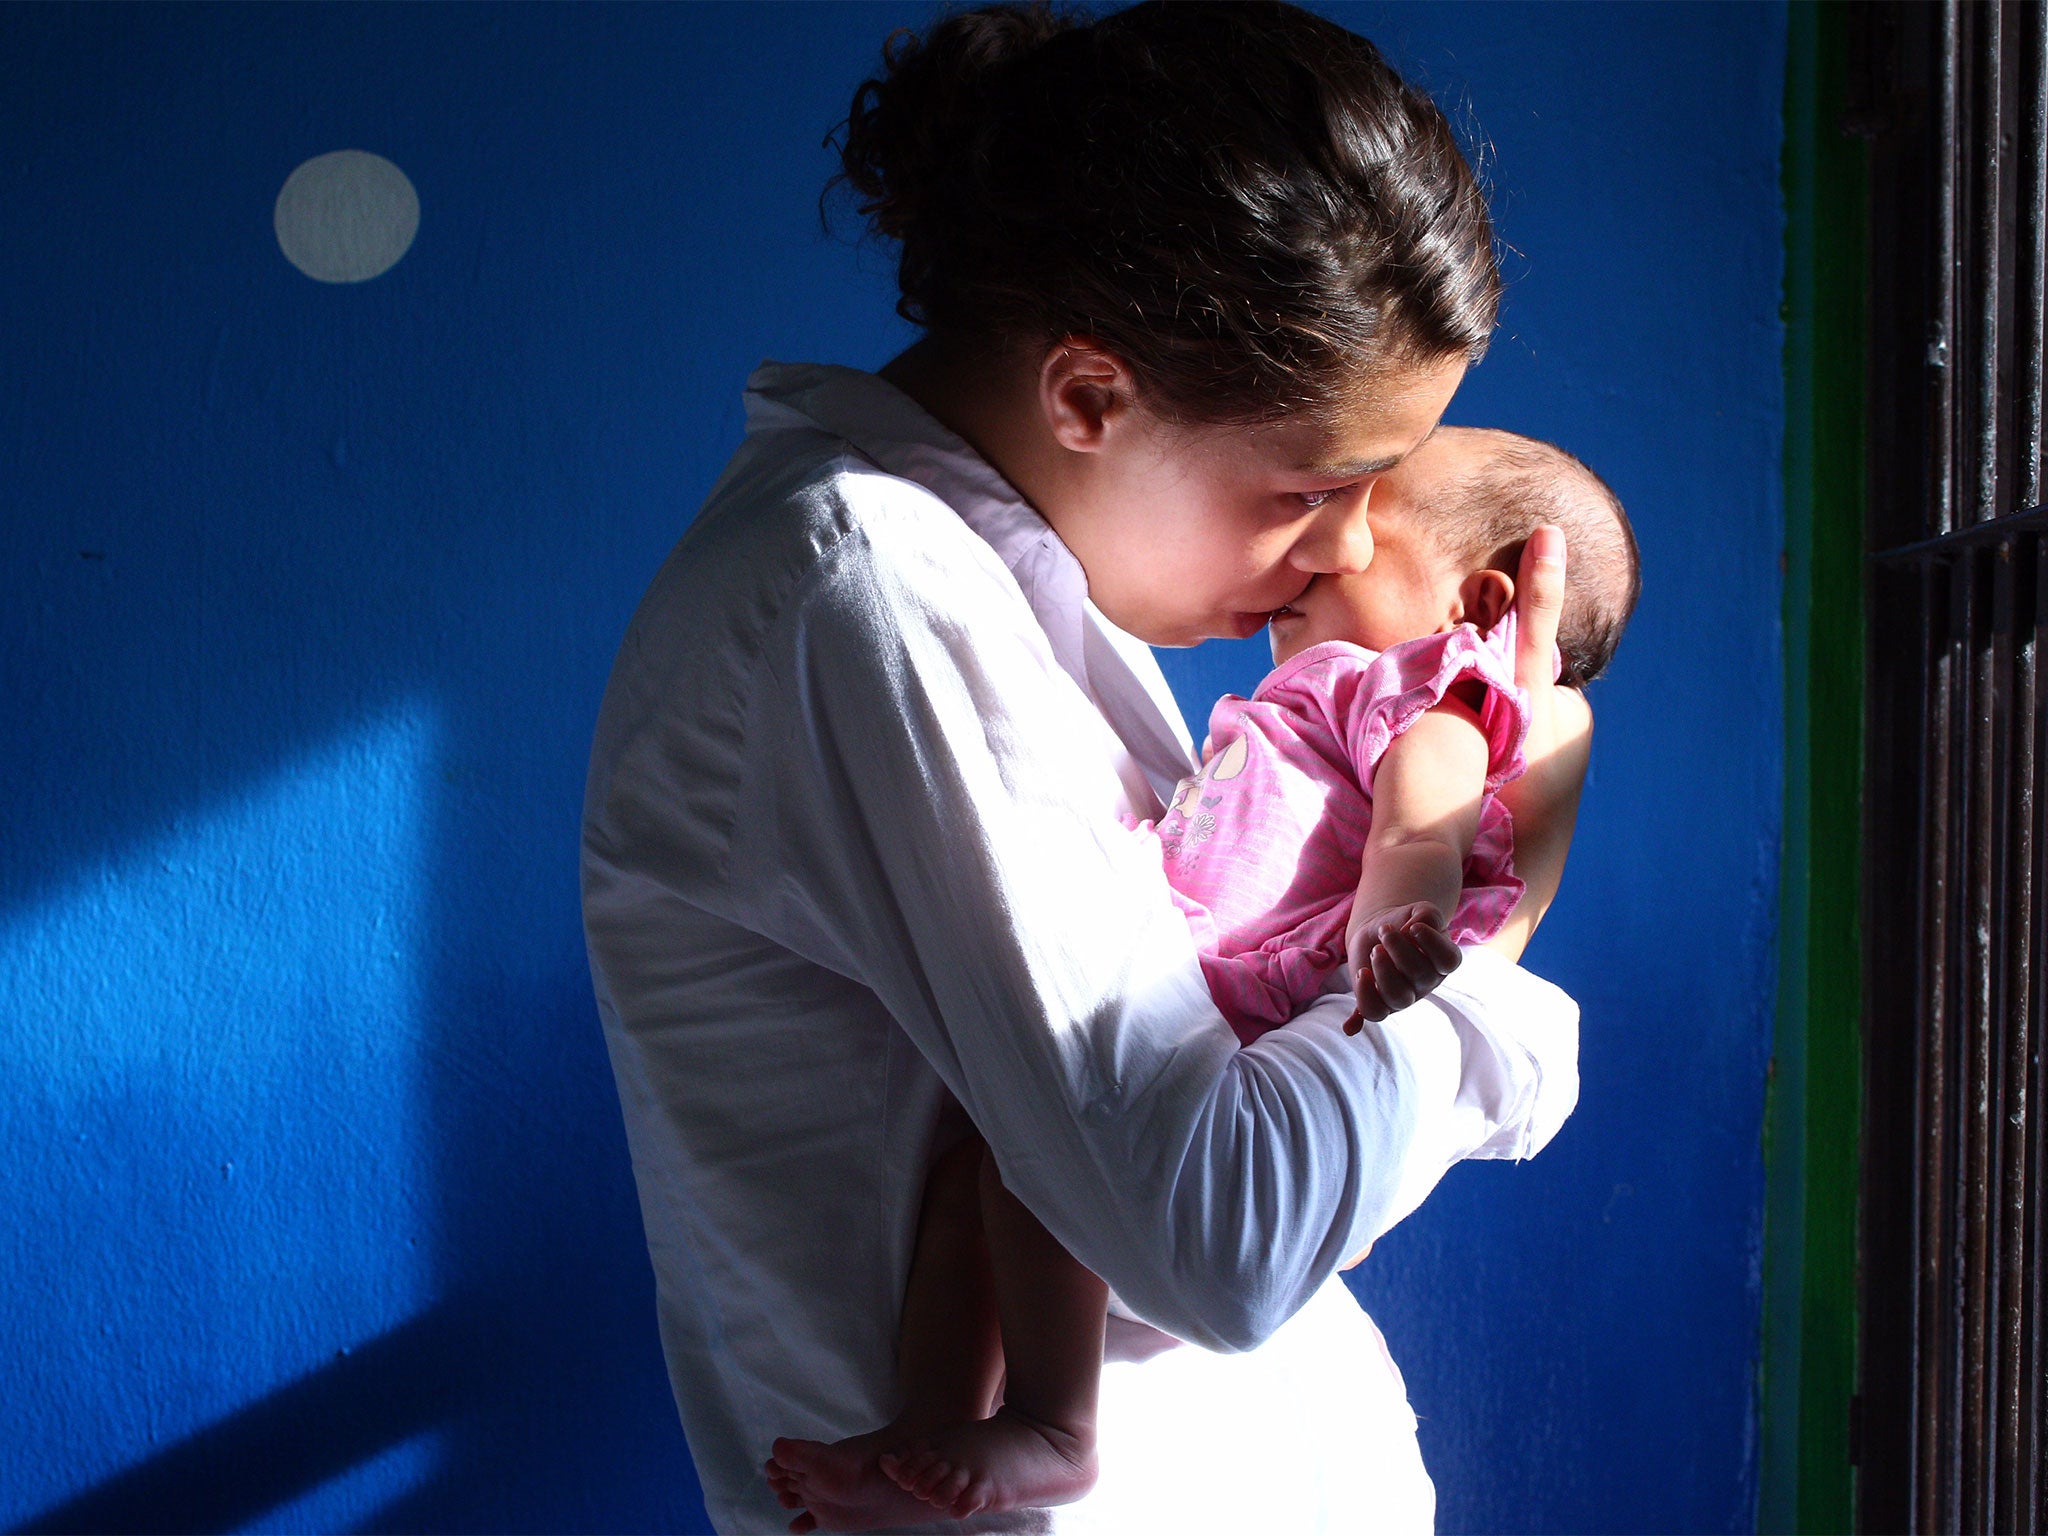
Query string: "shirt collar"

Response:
xmin=743 ymin=362 xmax=1197 ymax=807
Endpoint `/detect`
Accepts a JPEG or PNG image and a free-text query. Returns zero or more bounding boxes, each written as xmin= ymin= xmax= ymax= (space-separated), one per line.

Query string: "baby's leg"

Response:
xmin=897 ymin=1136 xmax=1005 ymax=1423
xmin=766 ymin=1138 xmax=1002 ymax=1533
xmin=881 ymin=1148 xmax=1106 ymax=1519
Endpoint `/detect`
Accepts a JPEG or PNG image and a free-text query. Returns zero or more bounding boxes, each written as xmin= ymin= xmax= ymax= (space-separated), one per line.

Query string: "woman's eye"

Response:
xmin=1295 ymin=485 xmax=1356 ymax=511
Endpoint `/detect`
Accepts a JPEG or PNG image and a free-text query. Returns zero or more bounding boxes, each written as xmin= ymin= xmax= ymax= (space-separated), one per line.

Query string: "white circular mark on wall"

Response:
xmin=274 ymin=150 xmax=419 ymax=283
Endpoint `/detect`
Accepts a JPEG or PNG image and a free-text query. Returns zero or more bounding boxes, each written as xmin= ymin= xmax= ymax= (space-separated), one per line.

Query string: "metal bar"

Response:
xmin=1929 ymin=11 xmax=1964 ymax=1524
xmin=1935 ymin=0 xmax=1961 ymax=542
xmin=1987 ymin=535 xmax=2020 ymax=1527
xmin=1970 ymin=0 xmax=2006 ymax=532
xmin=2029 ymin=533 xmax=2048 ymax=1533
xmin=1989 ymin=21 xmax=2011 ymax=1518
xmin=1933 ymin=15 xmax=1966 ymax=1531
xmin=1997 ymin=532 xmax=2038 ymax=1535
xmin=1920 ymin=554 xmax=1958 ymax=1533
xmin=1960 ymin=547 xmax=1994 ymax=1535
xmin=1874 ymin=503 xmax=2048 ymax=564
xmin=2022 ymin=0 xmax=2048 ymax=511
xmin=2015 ymin=21 xmax=2048 ymax=1525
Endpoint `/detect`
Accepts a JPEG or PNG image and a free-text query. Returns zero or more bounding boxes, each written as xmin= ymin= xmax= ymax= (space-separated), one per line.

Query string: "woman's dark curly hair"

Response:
xmin=831 ymin=1 xmax=1499 ymax=425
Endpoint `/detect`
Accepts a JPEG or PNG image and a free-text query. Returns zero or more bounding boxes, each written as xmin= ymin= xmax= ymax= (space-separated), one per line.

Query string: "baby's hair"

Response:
xmin=1421 ymin=429 xmax=1641 ymax=686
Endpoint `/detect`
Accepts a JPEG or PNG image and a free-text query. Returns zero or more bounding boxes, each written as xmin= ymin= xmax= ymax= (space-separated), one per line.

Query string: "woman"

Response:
xmin=581 ymin=5 xmax=1590 ymax=1531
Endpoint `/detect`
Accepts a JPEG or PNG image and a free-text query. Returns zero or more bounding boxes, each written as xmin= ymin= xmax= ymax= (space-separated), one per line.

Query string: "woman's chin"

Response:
xmin=1217 ymin=611 xmax=1276 ymax=642
xmin=1143 ymin=613 xmax=1267 ymax=647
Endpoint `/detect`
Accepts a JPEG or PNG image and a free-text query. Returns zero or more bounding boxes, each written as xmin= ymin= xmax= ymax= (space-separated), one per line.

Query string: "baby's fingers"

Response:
xmin=1406 ymin=919 xmax=1463 ymax=979
xmin=1378 ymin=921 xmax=1450 ymax=990
xmin=1347 ymin=974 xmax=1386 ymax=1032
xmin=1368 ymin=937 xmax=1428 ymax=1013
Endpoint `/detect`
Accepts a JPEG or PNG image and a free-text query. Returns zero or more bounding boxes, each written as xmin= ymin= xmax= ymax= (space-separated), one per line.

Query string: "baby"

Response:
xmin=767 ymin=427 xmax=1641 ymax=1530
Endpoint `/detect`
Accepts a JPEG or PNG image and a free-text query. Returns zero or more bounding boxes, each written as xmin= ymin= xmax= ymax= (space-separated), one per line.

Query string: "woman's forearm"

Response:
xmin=745 ymin=526 xmax=1580 ymax=1351
xmin=1486 ymin=685 xmax=1593 ymax=961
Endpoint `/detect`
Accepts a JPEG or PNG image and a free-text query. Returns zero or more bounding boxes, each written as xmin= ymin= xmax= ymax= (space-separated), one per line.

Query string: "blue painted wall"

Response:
xmin=0 ymin=5 xmax=1782 ymax=1533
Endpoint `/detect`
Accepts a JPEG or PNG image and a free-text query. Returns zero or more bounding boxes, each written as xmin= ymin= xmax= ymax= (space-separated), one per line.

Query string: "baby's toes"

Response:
xmin=908 ymin=1454 xmax=960 ymax=1501
xmin=940 ymin=1470 xmax=986 ymax=1518
xmin=880 ymin=1446 xmax=938 ymax=1494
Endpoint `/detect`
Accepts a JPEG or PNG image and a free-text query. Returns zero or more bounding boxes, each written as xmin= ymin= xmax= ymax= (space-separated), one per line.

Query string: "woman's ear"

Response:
xmin=1039 ymin=337 xmax=1135 ymax=453
xmin=1458 ymin=568 xmax=1516 ymax=634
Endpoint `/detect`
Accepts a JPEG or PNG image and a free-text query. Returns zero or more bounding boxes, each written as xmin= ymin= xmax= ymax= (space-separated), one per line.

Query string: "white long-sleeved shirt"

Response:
xmin=581 ymin=363 xmax=1579 ymax=1534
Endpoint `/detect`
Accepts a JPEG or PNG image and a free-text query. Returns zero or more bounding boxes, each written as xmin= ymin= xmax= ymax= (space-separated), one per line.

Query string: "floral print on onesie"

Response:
xmin=1149 ymin=621 xmax=1532 ymax=1045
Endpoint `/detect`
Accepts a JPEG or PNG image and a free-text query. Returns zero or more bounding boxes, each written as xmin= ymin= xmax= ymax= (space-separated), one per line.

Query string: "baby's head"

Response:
xmin=1268 ymin=426 xmax=1640 ymax=685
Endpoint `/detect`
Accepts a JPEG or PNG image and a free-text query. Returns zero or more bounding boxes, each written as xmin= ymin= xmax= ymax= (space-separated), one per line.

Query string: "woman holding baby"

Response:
xmin=581 ymin=4 xmax=1600 ymax=1531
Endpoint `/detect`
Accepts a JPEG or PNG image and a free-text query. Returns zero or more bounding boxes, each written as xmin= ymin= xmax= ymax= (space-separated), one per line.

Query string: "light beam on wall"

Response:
xmin=0 ymin=704 xmax=444 ymax=1525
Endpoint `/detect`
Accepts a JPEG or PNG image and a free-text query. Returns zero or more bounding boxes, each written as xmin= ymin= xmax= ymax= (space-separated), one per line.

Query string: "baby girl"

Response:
xmin=767 ymin=427 xmax=1641 ymax=1529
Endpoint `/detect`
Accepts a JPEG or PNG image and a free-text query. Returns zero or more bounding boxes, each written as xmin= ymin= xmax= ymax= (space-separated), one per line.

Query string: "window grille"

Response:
xmin=1858 ymin=2 xmax=2048 ymax=1530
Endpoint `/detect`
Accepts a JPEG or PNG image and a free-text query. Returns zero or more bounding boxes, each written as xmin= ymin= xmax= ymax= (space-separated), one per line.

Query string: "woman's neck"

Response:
xmin=880 ymin=334 xmax=1059 ymax=514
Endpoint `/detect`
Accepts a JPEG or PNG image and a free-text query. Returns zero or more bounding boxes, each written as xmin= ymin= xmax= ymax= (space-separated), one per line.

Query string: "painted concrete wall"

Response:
xmin=0 ymin=4 xmax=1783 ymax=1532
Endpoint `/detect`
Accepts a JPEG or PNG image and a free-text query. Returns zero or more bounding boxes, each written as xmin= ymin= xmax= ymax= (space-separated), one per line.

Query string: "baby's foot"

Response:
xmin=877 ymin=1407 xmax=1098 ymax=1520
xmin=765 ymin=1423 xmax=955 ymax=1534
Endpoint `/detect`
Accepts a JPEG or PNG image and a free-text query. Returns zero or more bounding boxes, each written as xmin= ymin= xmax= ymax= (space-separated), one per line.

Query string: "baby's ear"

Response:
xmin=1458 ymin=569 xmax=1516 ymax=634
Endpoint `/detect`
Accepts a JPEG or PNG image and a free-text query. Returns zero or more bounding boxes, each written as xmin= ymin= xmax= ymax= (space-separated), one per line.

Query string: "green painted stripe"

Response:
xmin=1761 ymin=3 xmax=1866 ymax=1531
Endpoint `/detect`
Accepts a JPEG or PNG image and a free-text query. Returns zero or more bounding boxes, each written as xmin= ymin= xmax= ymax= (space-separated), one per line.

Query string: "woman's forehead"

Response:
xmin=1276 ymin=357 xmax=1469 ymax=476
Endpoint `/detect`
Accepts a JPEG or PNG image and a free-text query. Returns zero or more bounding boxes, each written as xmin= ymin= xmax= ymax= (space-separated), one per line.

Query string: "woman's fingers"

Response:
xmin=1514 ymin=523 xmax=1567 ymax=691
xmin=1484 ymin=521 xmax=1591 ymax=961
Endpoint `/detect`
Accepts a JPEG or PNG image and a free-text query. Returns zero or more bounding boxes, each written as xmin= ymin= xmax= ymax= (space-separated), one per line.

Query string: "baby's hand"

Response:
xmin=1344 ymin=903 xmax=1462 ymax=1032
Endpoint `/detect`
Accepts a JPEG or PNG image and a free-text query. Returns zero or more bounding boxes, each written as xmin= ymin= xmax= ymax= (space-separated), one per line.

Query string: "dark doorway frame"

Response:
xmin=1854 ymin=2 xmax=2047 ymax=1531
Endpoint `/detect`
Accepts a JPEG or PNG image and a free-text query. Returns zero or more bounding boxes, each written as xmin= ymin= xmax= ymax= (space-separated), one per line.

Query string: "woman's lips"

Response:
xmin=1225 ymin=595 xmax=1310 ymax=640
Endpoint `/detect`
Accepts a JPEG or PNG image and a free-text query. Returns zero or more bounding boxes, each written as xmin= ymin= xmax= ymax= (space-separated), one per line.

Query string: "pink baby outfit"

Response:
xmin=1153 ymin=622 xmax=1531 ymax=1044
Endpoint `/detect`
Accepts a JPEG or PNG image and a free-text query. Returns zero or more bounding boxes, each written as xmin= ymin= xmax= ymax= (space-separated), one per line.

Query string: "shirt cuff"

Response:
xmin=1429 ymin=945 xmax=1582 ymax=1162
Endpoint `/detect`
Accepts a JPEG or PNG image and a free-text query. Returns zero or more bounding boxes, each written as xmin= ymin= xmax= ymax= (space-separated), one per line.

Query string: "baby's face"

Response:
xmin=1266 ymin=497 xmax=1470 ymax=665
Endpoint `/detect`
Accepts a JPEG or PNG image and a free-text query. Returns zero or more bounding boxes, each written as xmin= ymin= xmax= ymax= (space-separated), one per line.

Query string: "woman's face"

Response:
xmin=1042 ymin=355 xmax=1467 ymax=647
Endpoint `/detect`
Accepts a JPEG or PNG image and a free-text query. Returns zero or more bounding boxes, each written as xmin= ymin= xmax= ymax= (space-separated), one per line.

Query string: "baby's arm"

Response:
xmin=1345 ymin=688 xmax=1491 ymax=1031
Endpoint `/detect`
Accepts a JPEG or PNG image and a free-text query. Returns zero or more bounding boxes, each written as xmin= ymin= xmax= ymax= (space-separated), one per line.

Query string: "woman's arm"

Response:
xmin=736 ymin=498 xmax=1575 ymax=1352
xmin=1487 ymin=524 xmax=1594 ymax=960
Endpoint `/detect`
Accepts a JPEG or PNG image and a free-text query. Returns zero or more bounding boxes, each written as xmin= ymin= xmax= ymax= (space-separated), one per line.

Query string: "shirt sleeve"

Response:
xmin=728 ymin=507 xmax=1578 ymax=1352
xmin=1333 ymin=627 xmax=1532 ymax=798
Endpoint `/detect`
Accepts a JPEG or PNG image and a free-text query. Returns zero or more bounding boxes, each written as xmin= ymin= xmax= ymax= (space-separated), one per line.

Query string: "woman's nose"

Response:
xmin=1291 ymin=500 xmax=1374 ymax=576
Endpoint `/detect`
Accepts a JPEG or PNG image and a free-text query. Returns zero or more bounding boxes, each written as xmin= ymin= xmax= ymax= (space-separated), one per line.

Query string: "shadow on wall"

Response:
xmin=23 ymin=1292 xmax=500 ymax=1535
xmin=15 ymin=1267 xmax=685 ymax=1536
xmin=0 ymin=2 xmax=933 ymax=1529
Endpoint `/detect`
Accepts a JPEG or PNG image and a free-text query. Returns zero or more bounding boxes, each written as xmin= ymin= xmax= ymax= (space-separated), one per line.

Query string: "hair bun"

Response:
xmin=833 ymin=3 xmax=1074 ymax=246
xmin=829 ymin=1 xmax=1499 ymax=424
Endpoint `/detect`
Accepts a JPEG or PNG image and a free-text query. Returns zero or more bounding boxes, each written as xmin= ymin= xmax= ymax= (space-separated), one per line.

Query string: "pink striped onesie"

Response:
xmin=1151 ymin=622 xmax=1531 ymax=1045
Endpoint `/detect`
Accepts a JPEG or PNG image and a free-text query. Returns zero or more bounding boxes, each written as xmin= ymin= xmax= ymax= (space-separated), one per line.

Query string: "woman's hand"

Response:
xmin=1486 ymin=525 xmax=1593 ymax=962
